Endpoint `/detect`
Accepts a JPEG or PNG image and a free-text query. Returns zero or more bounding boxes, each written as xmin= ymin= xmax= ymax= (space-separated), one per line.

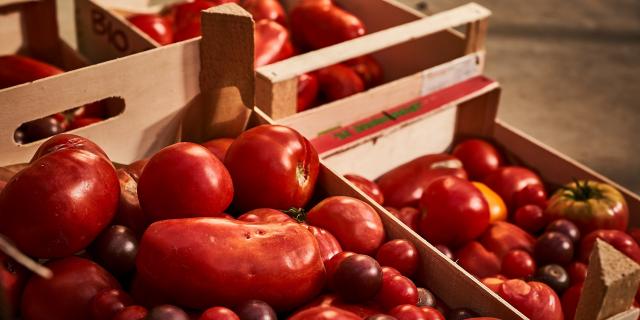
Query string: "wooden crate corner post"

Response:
xmin=463 ymin=2 xmax=490 ymax=54
xmin=575 ymin=239 xmax=640 ymax=320
xmin=199 ymin=3 xmax=255 ymax=139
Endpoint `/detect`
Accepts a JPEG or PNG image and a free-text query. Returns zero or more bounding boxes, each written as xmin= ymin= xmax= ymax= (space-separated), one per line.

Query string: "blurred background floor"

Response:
xmin=57 ymin=0 xmax=640 ymax=193
xmin=399 ymin=0 xmax=640 ymax=193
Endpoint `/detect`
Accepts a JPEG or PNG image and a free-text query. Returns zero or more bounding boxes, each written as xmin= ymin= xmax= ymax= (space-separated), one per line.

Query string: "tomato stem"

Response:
xmin=282 ymin=208 xmax=307 ymax=223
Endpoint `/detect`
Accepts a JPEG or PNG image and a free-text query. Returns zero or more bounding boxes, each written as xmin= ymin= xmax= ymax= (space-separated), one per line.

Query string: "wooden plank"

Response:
xmin=0 ymin=7 xmax=23 ymax=55
xmin=575 ymin=240 xmax=640 ymax=320
xmin=75 ymin=0 xmax=156 ymax=63
xmin=605 ymin=309 xmax=640 ymax=320
xmin=199 ymin=4 xmax=254 ymax=139
xmin=257 ymin=3 xmax=491 ymax=83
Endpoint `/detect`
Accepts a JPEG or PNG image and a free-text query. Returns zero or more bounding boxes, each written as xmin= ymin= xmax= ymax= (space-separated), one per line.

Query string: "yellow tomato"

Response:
xmin=473 ymin=182 xmax=507 ymax=223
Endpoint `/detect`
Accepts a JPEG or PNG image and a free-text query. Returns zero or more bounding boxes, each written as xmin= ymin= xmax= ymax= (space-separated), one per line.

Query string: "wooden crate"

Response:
xmin=75 ymin=0 xmax=489 ymax=118
xmin=0 ymin=4 xmax=524 ymax=319
xmin=0 ymin=0 xmax=87 ymax=77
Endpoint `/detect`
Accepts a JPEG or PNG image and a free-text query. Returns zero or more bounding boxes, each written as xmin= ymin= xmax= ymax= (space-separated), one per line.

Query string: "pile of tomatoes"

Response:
xmin=127 ymin=0 xmax=383 ymax=111
xmin=345 ymin=139 xmax=638 ymax=320
xmin=0 ymin=126 xmax=499 ymax=320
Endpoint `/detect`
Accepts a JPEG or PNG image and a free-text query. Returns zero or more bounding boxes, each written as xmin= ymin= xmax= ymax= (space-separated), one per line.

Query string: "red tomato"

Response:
xmin=317 ymin=64 xmax=365 ymax=101
xmin=420 ymin=307 xmax=445 ymax=320
xmin=199 ymin=307 xmax=240 ymax=320
xmin=113 ymin=306 xmax=148 ymax=320
xmin=113 ymin=169 xmax=146 ymax=236
xmin=345 ymin=174 xmax=384 ymax=205
xmin=136 ymin=218 xmax=325 ymax=311
xmin=127 ymin=14 xmax=173 ymax=45
xmin=560 ymin=283 xmax=582 ymax=320
xmin=254 ymin=20 xmax=294 ymax=67
xmin=138 ymin=142 xmax=233 ymax=223
xmin=21 ymin=257 xmax=121 ymax=320
xmin=455 ymin=241 xmax=501 ymax=278
xmin=200 ymin=138 xmax=234 ymax=161
xmin=0 ymin=54 xmax=63 ymax=89
xmin=373 ymin=268 xmax=418 ymax=311
xmin=546 ymin=180 xmax=628 ymax=234
xmin=307 ymin=196 xmax=385 ymax=255
xmin=225 ymin=125 xmax=319 ymax=211
xmin=389 ymin=304 xmax=429 ymax=320
xmin=89 ymin=289 xmax=133 ymax=320
xmin=514 ymin=184 xmax=548 ymax=210
xmin=344 ymin=55 xmax=384 ymax=89
xmin=386 ymin=207 xmax=420 ymax=232
xmin=0 ymin=255 xmax=27 ymax=315
xmin=290 ymin=2 xmax=365 ymax=50
xmin=419 ymin=176 xmax=490 ymax=247
xmin=171 ymin=0 xmax=216 ymax=32
xmin=479 ymin=222 xmax=536 ymax=259
xmin=501 ymin=249 xmax=536 ymax=279
xmin=0 ymin=148 xmax=118 ymax=258
xmin=483 ymin=166 xmax=544 ymax=212
xmin=452 ymin=139 xmax=503 ymax=181
xmin=30 ymin=133 xmax=110 ymax=161
xmin=242 ymin=0 xmax=286 ymax=26
xmin=68 ymin=117 xmax=102 ymax=130
xmin=124 ymin=159 xmax=149 ymax=181
xmin=325 ymin=251 xmax=356 ymax=280
xmin=376 ymin=239 xmax=419 ymax=277
xmin=297 ymin=72 xmax=319 ymax=112
xmin=566 ymin=262 xmax=587 ymax=285
xmin=237 ymin=208 xmax=293 ymax=223
xmin=494 ymin=279 xmax=563 ymax=320
xmin=301 ymin=294 xmax=382 ymax=318
xmin=173 ymin=19 xmax=202 ymax=42
xmin=579 ymin=229 xmax=640 ymax=263
xmin=513 ymin=205 xmax=547 ymax=233
xmin=289 ymin=306 xmax=361 ymax=320
xmin=376 ymin=154 xmax=467 ymax=208
xmin=306 ymin=225 xmax=343 ymax=263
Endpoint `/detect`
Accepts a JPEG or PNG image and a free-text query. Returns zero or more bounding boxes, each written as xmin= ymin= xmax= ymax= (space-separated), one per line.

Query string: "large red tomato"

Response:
xmin=489 ymin=279 xmax=563 ymax=320
xmin=344 ymin=174 xmax=384 ymax=205
xmin=242 ymin=0 xmax=287 ymax=26
xmin=483 ymin=166 xmax=544 ymax=212
xmin=224 ymin=125 xmax=319 ymax=212
xmin=455 ymin=241 xmax=500 ymax=279
xmin=290 ymin=2 xmax=365 ymax=50
xmin=317 ymin=64 xmax=365 ymax=101
xmin=289 ymin=306 xmax=360 ymax=320
xmin=307 ymin=196 xmax=385 ymax=255
xmin=546 ymin=180 xmax=628 ymax=234
xmin=344 ymin=55 xmax=384 ymax=89
xmin=30 ymin=133 xmax=110 ymax=162
xmin=21 ymin=257 xmax=121 ymax=320
xmin=127 ymin=14 xmax=173 ymax=45
xmin=254 ymin=20 xmax=294 ymax=67
xmin=376 ymin=154 xmax=467 ymax=209
xmin=136 ymin=218 xmax=325 ymax=311
xmin=579 ymin=229 xmax=640 ymax=263
xmin=0 ymin=149 xmax=118 ymax=258
xmin=479 ymin=221 xmax=535 ymax=259
xmin=452 ymin=139 xmax=503 ymax=181
xmin=138 ymin=142 xmax=233 ymax=223
xmin=0 ymin=55 xmax=63 ymax=89
xmin=201 ymin=138 xmax=234 ymax=161
xmin=418 ymin=176 xmax=490 ymax=247
xmin=297 ymin=72 xmax=319 ymax=112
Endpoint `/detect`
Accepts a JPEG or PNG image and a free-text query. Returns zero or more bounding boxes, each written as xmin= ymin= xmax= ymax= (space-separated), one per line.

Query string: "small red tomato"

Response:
xmin=420 ymin=307 xmax=445 ymax=320
xmin=297 ymin=72 xmax=319 ymax=112
xmin=501 ymin=250 xmax=536 ymax=279
xmin=307 ymin=196 xmax=385 ymax=255
xmin=138 ymin=142 xmax=233 ymax=222
xmin=376 ymin=239 xmax=419 ymax=277
xmin=514 ymin=205 xmax=547 ymax=233
xmin=173 ymin=19 xmax=201 ymax=42
xmin=306 ymin=225 xmax=343 ymax=263
xmin=242 ymin=0 xmax=287 ymax=26
xmin=386 ymin=207 xmax=420 ymax=232
xmin=289 ymin=306 xmax=361 ymax=320
xmin=419 ymin=176 xmax=490 ymax=247
xmin=561 ymin=283 xmax=582 ymax=320
xmin=480 ymin=221 xmax=536 ymax=260
xmin=254 ymin=20 xmax=294 ymax=67
xmin=290 ymin=2 xmax=365 ymax=50
xmin=0 ymin=255 xmax=27 ymax=315
xmin=225 ymin=125 xmax=319 ymax=212
xmin=199 ymin=307 xmax=240 ymax=320
xmin=483 ymin=166 xmax=544 ymax=212
xmin=455 ymin=241 xmax=501 ymax=279
xmin=330 ymin=254 xmax=382 ymax=303
xmin=377 ymin=154 xmax=467 ymax=210
xmin=114 ymin=169 xmax=146 ymax=236
xmin=127 ymin=14 xmax=173 ymax=45
xmin=317 ymin=64 xmax=365 ymax=102
xmin=21 ymin=257 xmax=121 ymax=320
xmin=514 ymin=184 xmax=548 ymax=210
xmin=452 ymin=139 xmax=503 ymax=181
xmin=344 ymin=55 xmax=384 ymax=89
xmin=90 ymin=289 xmax=133 ymax=320
xmin=112 ymin=306 xmax=148 ymax=320
xmin=566 ymin=262 xmax=587 ymax=285
xmin=325 ymin=251 xmax=356 ymax=280
xmin=68 ymin=117 xmax=102 ymax=130
xmin=579 ymin=229 xmax=640 ymax=263
xmin=201 ymin=138 xmax=234 ymax=161
xmin=0 ymin=54 xmax=63 ymax=90
xmin=629 ymin=227 xmax=640 ymax=245
xmin=345 ymin=173 xmax=385 ymax=205
xmin=389 ymin=304 xmax=429 ymax=320
xmin=374 ymin=268 xmax=418 ymax=311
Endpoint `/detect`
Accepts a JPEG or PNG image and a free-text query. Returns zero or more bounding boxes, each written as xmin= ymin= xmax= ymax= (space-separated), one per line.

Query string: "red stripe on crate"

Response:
xmin=311 ymin=76 xmax=495 ymax=154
